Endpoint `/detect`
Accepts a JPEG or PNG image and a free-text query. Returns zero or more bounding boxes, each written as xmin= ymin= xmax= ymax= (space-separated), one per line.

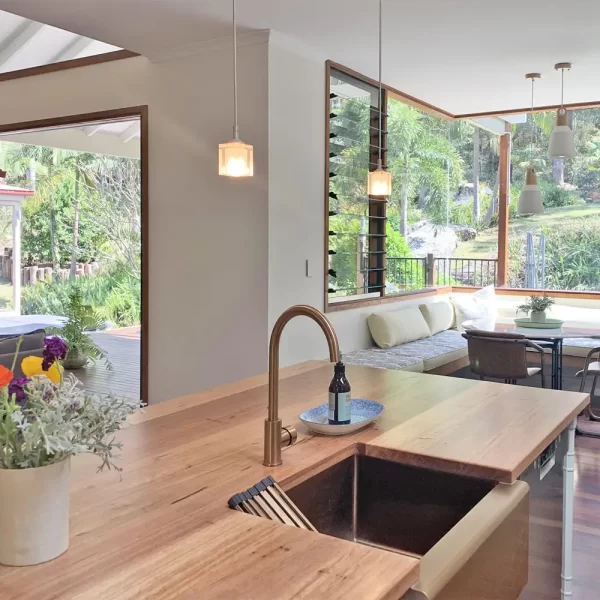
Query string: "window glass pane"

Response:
xmin=508 ymin=108 xmax=600 ymax=291
xmin=385 ymin=99 xmax=499 ymax=291
xmin=328 ymin=69 xmax=383 ymax=300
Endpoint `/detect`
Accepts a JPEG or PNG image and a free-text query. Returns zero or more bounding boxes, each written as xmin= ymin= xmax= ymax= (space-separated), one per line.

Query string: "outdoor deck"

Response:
xmin=73 ymin=326 xmax=140 ymax=401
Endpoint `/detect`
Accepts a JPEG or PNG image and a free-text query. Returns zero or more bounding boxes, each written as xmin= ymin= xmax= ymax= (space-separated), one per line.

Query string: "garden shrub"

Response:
xmin=22 ymin=267 xmax=141 ymax=327
xmin=540 ymin=181 xmax=585 ymax=208
xmin=507 ymin=216 xmax=600 ymax=290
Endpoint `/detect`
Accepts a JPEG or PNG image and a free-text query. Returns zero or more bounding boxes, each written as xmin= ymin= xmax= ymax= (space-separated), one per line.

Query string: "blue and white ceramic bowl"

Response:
xmin=299 ymin=399 xmax=385 ymax=436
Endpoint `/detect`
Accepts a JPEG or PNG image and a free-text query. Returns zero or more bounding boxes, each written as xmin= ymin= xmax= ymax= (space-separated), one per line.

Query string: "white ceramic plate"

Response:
xmin=299 ymin=399 xmax=384 ymax=436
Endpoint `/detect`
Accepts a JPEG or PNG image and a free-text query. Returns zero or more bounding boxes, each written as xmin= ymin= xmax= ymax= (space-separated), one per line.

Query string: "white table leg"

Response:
xmin=561 ymin=419 xmax=576 ymax=599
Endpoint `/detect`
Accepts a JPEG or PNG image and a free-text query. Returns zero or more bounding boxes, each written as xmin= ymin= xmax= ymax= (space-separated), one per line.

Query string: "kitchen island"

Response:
xmin=0 ymin=362 xmax=589 ymax=600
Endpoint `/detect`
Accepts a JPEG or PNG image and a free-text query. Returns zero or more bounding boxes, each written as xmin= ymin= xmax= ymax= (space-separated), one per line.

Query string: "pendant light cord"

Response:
xmin=232 ymin=0 xmax=239 ymax=140
xmin=561 ymin=68 xmax=565 ymax=107
xmin=377 ymin=0 xmax=383 ymax=167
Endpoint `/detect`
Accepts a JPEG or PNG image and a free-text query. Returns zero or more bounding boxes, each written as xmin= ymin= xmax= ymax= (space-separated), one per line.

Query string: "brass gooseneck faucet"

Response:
xmin=264 ymin=305 xmax=341 ymax=467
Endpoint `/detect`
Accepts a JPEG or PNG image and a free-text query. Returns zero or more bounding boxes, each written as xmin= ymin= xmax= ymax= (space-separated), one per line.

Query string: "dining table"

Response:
xmin=462 ymin=317 xmax=600 ymax=391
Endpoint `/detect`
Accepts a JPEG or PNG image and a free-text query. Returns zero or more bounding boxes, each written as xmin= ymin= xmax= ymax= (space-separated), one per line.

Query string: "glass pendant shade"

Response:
xmin=368 ymin=166 xmax=392 ymax=196
xmin=518 ymin=167 xmax=544 ymax=215
xmin=218 ymin=139 xmax=254 ymax=177
xmin=548 ymin=109 xmax=575 ymax=159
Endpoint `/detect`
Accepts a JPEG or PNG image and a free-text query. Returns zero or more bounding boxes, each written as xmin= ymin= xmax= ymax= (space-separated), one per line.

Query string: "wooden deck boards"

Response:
xmin=71 ymin=326 xmax=140 ymax=401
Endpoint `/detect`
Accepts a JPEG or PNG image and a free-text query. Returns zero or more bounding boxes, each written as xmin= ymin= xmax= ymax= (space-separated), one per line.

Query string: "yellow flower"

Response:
xmin=21 ymin=356 xmax=63 ymax=384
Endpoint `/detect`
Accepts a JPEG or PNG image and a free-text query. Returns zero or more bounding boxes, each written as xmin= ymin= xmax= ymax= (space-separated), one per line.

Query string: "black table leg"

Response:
xmin=549 ymin=339 xmax=563 ymax=390
xmin=552 ymin=341 xmax=558 ymax=390
xmin=558 ymin=338 xmax=563 ymax=390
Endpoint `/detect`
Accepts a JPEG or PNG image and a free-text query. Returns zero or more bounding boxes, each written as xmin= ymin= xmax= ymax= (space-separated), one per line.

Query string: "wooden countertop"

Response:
xmin=0 ymin=362 xmax=589 ymax=600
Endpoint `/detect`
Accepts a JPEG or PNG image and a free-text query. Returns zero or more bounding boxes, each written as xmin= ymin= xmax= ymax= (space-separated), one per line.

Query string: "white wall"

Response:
xmin=0 ymin=42 xmax=270 ymax=403
xmin=267 ymin=35 xmax=327 ymax=364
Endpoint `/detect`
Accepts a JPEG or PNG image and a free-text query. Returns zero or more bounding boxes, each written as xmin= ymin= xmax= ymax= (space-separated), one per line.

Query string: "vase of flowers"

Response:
xmin=0 ymin=336 xmax=139 ymax=566
xmin=516 ymin=293 xmax=555 ymax=323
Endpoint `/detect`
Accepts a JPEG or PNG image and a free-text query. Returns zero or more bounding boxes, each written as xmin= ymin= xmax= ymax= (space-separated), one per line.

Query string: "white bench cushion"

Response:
xmin=419 ymin=300 xmax=454 ymax=335
xmin=367 ymin=306 xmax=431 ymax=349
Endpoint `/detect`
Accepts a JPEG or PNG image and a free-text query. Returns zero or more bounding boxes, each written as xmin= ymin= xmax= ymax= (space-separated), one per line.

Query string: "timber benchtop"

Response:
xmin=0 ymin=362 xmax=589 ymax=600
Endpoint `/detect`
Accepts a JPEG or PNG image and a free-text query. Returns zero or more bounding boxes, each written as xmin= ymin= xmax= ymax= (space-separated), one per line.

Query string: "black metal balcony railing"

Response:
xmin=435 ymin=257 xmax=498 ymax=287
xmin=386 ymin=257 xmax=427 ymax=290
xmin=386 ymin=256 xmax=498 ymax=289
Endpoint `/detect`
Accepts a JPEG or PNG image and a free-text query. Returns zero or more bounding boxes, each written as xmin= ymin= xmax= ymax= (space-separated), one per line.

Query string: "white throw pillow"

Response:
xmin=419 ymin=300 xmax=455 ymax=335
xmin=451 ymin=285 xmax=497 ymax=329
xmin=367 ymin=306 xmax=432 ymax=349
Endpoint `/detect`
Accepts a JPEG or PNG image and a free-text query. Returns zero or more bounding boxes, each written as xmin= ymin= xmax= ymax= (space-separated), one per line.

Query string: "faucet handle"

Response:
xmin=282 ymin=425 xmax=297 ymax=447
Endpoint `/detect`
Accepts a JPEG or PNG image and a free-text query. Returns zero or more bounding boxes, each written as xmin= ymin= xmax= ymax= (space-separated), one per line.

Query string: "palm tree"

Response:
xmin=387 ymin=102 xmax=464 ymax=236
xmin=1 ymin=143 xmax=76 ymax=270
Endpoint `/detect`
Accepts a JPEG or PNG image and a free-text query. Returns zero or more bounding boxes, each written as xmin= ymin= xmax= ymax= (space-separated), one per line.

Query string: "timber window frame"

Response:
xmin=325 ymin=63 xmax=389 ymax=309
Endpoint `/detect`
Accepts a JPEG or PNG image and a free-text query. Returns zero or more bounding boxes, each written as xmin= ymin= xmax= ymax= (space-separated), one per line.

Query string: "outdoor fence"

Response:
xmin=0 ymin=248 xmax=99 ymax=286
xmin=386 ymin=255 xmax=498 ymax=290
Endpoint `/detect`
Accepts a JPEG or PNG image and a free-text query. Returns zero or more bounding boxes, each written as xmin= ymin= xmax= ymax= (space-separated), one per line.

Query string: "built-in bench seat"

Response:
xmin=343 ymin=290 xmax=600 ymax=378
xmin=345 ymin=329 xmax=467 ymax=374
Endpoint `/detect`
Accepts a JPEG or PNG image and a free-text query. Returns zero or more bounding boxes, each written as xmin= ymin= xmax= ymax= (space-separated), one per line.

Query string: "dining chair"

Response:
xmin=462 ymin=330 xmax=546 ymax=388
xmin=576 ymin=347 xmax=600 ymax=437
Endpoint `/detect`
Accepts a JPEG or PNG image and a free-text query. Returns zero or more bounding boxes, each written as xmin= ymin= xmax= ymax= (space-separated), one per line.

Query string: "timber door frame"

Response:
xmin=0 ymin=106 xmax=149 ymax=403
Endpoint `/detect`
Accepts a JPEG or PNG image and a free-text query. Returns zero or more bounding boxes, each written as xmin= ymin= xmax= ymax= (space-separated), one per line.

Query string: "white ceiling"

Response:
xmin=0 ymin=118 xmax=141 ymax=159
xmin=0 ymin=10 xmax=119 ymax=74
xmin=1 ymin=0 xmax=600 ymax=114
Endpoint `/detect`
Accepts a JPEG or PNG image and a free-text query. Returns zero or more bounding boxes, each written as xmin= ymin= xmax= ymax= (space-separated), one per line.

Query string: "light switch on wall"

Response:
xmin=306 ymin=259 xmax=312 ymax=278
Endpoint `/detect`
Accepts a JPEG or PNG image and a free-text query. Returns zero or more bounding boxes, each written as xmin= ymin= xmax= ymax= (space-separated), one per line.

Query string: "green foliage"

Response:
xmin=387 ymin=101 xmax=464 ymax=229
xmin=539 ymin=181 xmax=584 ymax=208
xmin=22 ymin=176 xmax=104 ymax=265
xmin=516 ymin=293 xmax=555 ymax=316
xmin=0 ymin=373 xmax=140 ymax=470
xmin=542 ymin=218 xmax=600 ymax=290
xmin=49 ymin=289 xmax=110 ymax=366
xmin=508 ymin=216 xmax=600 ymax=291
xmin=451 ymin=189 xmax=493 ymax=230
xmin=329 ymin=218 xmax=411 ymax=294
xmin=386 ymin=224 xmax=411 ymax=258
xmin=0 ymin=142 xmax=141 ymax=275
xmin=22 ymin=269 xmax=141 ymax=327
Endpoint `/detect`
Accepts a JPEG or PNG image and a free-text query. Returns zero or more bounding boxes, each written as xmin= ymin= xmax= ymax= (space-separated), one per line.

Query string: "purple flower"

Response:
xmin=42 ymin=336 xmax=68 ymax=371
xmin=9 ymin=377 xmax=30 ymax=403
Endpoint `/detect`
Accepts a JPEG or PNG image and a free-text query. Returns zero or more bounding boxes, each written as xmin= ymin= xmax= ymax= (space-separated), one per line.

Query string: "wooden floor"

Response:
xmin=573 ymin=435 xmax=600 ymax=599
xmin=71 ymin=326 xmax=140 ymax=400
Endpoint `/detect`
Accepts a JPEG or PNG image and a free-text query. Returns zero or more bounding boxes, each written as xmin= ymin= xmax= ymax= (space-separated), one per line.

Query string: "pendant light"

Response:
xmin=218 ymin=0 xmax=254 ymax=177
xmin=548 ymin=62 xmax=575 ymax=160
xmin=518 ymin=73 xmax=544 ymax=215
xmin=367 ymin=0 xmax=392 ymax=197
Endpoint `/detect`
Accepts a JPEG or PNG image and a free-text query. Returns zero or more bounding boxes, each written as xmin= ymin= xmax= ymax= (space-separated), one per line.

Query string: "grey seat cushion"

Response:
xmin=345 ymin=330 xmax=466 ymax=372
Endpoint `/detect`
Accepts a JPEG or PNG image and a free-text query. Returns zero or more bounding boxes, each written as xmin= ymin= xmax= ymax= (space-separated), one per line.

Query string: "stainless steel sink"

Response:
xmin=286 ymin=454 xmax=495 ymax=557
xmin=286 ymin=454 xmax=530 ymax=599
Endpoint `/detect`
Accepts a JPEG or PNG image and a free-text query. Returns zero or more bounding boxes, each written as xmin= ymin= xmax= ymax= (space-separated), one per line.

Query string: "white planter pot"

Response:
xmin=530 ymin=310 xmax=547 ymax=323
xmin=0 ymin=458 xmax=70 ymax=566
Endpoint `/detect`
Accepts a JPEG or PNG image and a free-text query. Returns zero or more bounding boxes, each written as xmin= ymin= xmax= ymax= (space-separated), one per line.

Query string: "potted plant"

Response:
xmin=516 ymin=293 xmax=555 ymax=323
xmin=52 ymin=290 xmax=111 ymax=370
xmin=0 ymin=336 xmax=139 ymax=566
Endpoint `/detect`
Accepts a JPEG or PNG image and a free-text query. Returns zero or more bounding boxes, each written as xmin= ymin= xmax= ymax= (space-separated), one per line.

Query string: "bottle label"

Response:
xmin=329 ymin=391 xmax=351 ymax=424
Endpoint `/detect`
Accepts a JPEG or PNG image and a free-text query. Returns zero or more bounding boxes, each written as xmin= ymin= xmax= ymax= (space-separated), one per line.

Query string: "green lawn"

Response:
xmin=456 ymin=205 xmax=600 ymax=259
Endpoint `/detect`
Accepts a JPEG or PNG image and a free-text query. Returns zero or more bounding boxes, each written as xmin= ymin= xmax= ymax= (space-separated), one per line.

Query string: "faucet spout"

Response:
xmin=264 ymin=305 xmax=341 ymax=467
